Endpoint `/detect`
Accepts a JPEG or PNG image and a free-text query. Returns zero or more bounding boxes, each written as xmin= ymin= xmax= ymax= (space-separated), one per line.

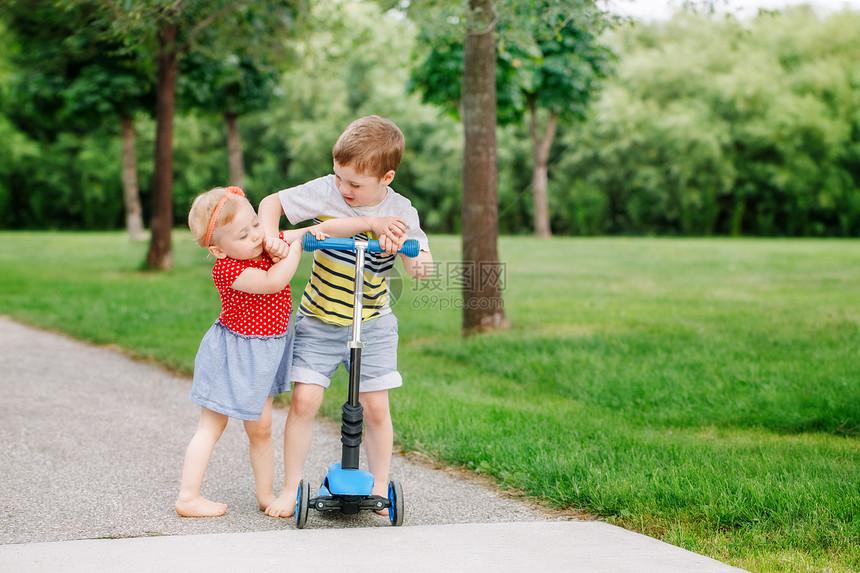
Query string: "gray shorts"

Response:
xmin=292 ymin=313 xmax=402 ymax=392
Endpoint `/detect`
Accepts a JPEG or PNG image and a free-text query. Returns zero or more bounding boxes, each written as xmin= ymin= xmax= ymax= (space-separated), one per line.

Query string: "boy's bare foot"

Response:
xmin=373 ymin=486 xmax=389 ymax=517
xmin=257 ymin=493 xmax=276 ymax=512
xmin=264 ymin=492 xmax=296 ymax=518
xmin=175 ymin=495 xmax=227 ymax=517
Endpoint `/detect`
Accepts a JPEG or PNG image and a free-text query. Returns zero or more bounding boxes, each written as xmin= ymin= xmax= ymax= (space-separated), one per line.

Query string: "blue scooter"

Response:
xmin=295 ymin=234 xmax=420 ymax=528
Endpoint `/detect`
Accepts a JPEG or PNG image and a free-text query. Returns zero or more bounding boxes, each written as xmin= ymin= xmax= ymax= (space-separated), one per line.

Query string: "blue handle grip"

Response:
xmin=303 ymin=235 xmax=420 ymax=258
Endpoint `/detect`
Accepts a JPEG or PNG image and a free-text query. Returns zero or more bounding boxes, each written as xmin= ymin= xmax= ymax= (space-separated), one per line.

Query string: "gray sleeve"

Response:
xmin=277 ymin=175 xmax=336 ymax=226
xmin=403 ymin=204 xmax=431 ymax=253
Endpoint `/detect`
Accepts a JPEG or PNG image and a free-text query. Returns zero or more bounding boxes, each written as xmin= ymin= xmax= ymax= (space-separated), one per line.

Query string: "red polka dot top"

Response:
xmin=212 ymin=253 xmax=291 ymax=337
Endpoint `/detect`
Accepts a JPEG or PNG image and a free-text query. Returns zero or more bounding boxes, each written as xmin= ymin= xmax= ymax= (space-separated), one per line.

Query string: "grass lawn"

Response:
xmin=1 ymin=231 xmax=858 ymax=572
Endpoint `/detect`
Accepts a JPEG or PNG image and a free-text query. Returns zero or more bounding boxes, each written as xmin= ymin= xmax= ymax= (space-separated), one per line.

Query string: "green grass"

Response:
xmin=1 ymin=231 xmax=858 ymax=572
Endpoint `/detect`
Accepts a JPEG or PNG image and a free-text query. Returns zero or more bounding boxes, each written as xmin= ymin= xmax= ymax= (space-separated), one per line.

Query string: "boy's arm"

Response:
xmin=325 ymin=216 xmax=406 ymax=243
xmin=259 ymin=188 xmax=404 ymax=250
xmin=280 ymin=216 xmax=406 ymax=245
xmin=401 ymin=250 xmax=434 ymax=280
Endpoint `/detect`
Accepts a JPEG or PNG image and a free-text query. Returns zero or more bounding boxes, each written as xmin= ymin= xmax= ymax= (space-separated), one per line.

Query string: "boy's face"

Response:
xmin=333 ymin=161 xmax=395 ymax=208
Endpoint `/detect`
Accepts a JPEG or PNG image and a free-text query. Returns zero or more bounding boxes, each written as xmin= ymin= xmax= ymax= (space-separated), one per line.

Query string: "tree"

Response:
xmin=148 ymin=16 xmax=179 ymax=269
xmin=461 ymin=0 xmax=509 ymax=334
xmin=405 ymin=0 xmax=513 ymax=332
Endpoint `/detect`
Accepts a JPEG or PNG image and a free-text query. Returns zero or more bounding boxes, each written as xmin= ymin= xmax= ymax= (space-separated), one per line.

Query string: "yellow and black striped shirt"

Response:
xmin=299 ymin=227 xmax=396 ymax=326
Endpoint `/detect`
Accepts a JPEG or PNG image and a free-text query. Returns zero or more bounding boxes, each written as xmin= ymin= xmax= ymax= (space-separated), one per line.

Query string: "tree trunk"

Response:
xmin=530 ymin=101 xmax=556 ymax=239
xmin=120 ymin=115 xmax=145 ymax=242
xmin=146 ymin=22 xmax=179 ymax=270
xmin=225 ymin=111 xmax=245 ymax=188
xmin=461 ymin=0 xmax=509 ymax=335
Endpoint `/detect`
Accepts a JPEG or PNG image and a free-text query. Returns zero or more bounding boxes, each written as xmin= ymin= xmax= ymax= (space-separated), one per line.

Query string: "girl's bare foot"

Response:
xmin=264 ymin=493 xmax=296 ymax=518
xmin=175 ymin=495 xmax=227 ymax=517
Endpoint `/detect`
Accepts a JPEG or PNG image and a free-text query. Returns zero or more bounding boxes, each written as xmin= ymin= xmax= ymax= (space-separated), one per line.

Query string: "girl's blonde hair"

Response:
xmin=188 ymin=187 xmax=246 ymax=247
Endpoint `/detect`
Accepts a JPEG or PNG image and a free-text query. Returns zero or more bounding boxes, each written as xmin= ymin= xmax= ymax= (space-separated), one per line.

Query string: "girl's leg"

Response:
xmin=360 ymin=389 xmax=393 ymax=514
xmin=244 ymin=397 xmax=275 ymax=511
xmin=175 ymin=407 xmax=229 ymax=517
xmin=265 ymin=382 xmax=325 ymax=518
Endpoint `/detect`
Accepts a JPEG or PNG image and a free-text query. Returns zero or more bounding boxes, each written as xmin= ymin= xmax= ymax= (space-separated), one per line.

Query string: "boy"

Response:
xmin=259 ymin=115 xmax=433 ymax=517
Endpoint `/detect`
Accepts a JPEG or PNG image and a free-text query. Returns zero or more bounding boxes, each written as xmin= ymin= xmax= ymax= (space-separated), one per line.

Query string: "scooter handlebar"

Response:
xmin=302 ymin=235 xmax=420 ymax=258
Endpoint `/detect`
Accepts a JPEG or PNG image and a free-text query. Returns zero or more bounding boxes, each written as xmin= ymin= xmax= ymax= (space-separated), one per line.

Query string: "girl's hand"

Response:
xmin=265 ymin=236 xmax=290 ymax=263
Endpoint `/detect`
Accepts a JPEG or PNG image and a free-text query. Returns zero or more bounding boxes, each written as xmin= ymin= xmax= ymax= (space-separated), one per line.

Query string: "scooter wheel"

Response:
xmin=296 ymin=479 xmax=310 ymax=529
xmin=388 ymin=480 xmax=404 ymax=526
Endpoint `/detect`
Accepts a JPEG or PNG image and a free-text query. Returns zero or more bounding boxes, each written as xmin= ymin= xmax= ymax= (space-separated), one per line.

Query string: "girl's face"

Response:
xmin=333 ymin=161 xmax=395 ymax=208
xmin=208 ymin=199 xmax=264 ymax=261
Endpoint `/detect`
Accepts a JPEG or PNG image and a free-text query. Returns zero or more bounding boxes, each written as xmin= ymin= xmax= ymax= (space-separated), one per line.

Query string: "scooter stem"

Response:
xmin=341 ymin=241 xmax=368 ymax=470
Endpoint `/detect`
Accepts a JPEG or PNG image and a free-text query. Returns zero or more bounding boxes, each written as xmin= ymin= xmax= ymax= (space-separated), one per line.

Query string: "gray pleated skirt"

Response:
xmin=190 ymin=321 xmax=293 ymax=421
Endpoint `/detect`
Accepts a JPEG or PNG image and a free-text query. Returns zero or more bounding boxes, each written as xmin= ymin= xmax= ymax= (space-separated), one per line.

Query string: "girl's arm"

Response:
xmin=229 ymin=237 xmax=303 ymax=295
xmin=258 ymin=193 xmax=286 ymax=240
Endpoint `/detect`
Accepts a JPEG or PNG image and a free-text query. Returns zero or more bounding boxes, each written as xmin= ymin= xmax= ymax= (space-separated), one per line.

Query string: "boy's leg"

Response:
xmin=176 ymin=407 xmax=229 ymax=517
xmin=244 ymin=397 xmax=275 ymax=511
xmin=265 ymin=382 xmax=325 ymax=518
xmin=360 ymin=389 xmax=393 ymax=513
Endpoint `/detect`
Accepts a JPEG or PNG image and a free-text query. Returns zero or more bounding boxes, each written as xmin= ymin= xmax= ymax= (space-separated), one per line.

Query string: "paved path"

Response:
xmin=0 ymin=317 xmax=746 ymax=571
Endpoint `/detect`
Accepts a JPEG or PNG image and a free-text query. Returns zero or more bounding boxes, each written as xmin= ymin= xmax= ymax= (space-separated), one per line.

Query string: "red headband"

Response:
xmin=205 ymin=186 xmax=245 ymax=247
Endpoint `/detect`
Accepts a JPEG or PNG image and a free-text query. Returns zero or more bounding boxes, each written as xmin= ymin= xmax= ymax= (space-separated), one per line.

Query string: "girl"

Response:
xmin=177 ymin=186 xmax=318 ymax=517
xmin=177 ymin=186 xmax=407 ymax=517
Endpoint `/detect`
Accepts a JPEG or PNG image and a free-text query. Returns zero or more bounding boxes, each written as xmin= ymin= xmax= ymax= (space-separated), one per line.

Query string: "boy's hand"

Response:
xmin=371 ymin=217 xmax=407 ymax=248
xmin=288 ymin=227 xmax=329 ymax=252
xmin=303 ymin=226 xmax=330 ymax=245
xmin=378 ymin=233 xmax=406 ymax=256
xmin=265 ymin=236 xmax=290 ymax=263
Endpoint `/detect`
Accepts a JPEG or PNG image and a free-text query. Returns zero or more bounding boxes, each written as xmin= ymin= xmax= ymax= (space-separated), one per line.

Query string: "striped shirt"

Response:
xmin=299 ymin=224 xmax=395 ymax=325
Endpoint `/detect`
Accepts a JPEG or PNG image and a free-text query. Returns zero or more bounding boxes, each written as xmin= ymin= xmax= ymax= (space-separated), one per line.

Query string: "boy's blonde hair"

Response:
xmin=188 ymin=187 xmax=245 ymax=247
xmin=332 ymin=115 xmax=405 ymax=179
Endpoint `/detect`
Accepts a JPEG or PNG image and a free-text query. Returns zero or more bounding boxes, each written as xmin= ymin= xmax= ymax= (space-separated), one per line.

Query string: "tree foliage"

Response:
xmin=556 ymin=6 xmax=860 ymax=236
xmin=0 ymin=2 xmax=859 ymax=238
xmin=0 ymin=0 xmax=154 ymax=233
xmin=409 ymin=1 xmax=611 ymax=122
xmin=0 ymin=0 xmax=154 ymax=139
